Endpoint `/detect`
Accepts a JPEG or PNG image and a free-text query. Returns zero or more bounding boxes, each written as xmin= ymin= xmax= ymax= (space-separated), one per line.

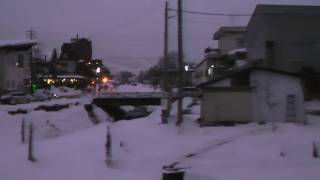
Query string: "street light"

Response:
xmin=96 ymin=67 xmax=101 ymax=74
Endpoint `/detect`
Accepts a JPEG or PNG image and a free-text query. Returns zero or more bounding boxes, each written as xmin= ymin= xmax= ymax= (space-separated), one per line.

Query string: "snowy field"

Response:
xmin=1 ymin=85 xmax=320 ymax=180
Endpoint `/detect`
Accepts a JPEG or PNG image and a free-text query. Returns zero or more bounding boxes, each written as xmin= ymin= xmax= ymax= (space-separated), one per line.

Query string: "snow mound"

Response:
xmin=115 ymin=84 xmax=160 ymax=92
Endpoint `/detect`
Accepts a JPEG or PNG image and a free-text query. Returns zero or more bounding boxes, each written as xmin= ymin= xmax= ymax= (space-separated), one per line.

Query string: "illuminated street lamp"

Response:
xmin=102 ymin=77 xmax=108 ymax=84
xmin=96 ymin=67 xmax=101 ymax=74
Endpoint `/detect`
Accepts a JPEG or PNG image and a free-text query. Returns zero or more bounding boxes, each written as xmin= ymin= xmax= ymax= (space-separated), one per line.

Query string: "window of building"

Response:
xmin=16 ymin=54 xmax=24 ymax=68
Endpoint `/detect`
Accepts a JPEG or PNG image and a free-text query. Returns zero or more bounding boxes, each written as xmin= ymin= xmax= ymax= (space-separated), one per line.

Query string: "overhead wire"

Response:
xmin=168 ymin=8 xmax=320 ymax=17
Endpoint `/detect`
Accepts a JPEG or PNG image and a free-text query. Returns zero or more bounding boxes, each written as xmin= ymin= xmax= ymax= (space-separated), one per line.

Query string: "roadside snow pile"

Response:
xmin=23 ymin=104 xmax=109 ymax=140
xmin=49 ymin=86 xmax=82 ymax=98
xmin=115 ymin=83 xmax=160 ymax=92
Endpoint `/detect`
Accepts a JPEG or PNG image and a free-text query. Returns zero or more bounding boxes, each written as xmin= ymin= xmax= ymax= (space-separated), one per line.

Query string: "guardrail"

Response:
xmin=95 ymin=92 xmax=167 ymax=99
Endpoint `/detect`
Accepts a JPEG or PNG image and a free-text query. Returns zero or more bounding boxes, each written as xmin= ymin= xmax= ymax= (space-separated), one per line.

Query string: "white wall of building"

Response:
xmin=218 ymin=33 xmax=245 ymax=55
xmin=251 ymin=70 xmax=305 ymax=123
xmin=192 ymin=60 xmax=209 ymax=86
xmin=200 ymin=69 xmax=305 ymax=123
xmin=0 ymin=50 xmax=30 ymax=92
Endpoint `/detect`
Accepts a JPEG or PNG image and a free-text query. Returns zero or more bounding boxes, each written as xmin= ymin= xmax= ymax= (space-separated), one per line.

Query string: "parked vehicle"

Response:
xmin=32 ymin=89 xmax=56 ymax=101
xmin=0 ymin=91 xmax=33 ymax=105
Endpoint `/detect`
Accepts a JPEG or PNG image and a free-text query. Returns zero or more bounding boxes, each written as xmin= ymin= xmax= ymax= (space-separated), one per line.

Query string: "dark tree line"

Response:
xmin=137 ymin=52 xmax=193 ymax=88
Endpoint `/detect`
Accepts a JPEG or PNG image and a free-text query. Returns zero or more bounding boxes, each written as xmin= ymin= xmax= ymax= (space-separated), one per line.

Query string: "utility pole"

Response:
xmin=176 ymin=0 xmax=184 ymax=126
xmin=164 ymin=0 xmax=169 ymax=80
xmin=26 ymin=29 xmax=36 ymax=40
xmin=26 ymin=28 xmax=36 ymax=94
xmin=161 ymin=0 xmax=170 ymax=124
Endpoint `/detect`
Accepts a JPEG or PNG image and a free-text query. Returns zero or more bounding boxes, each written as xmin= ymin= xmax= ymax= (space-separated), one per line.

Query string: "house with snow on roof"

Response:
xmin=198 ymin=65 xmax=305 ymax=126
xmin=192 ymin=27 xmax=247 ymax=86
xmin=0 ymin=40 xmax=36 ymax=93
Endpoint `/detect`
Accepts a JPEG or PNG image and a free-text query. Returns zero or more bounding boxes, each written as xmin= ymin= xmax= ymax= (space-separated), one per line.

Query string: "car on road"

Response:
xmin=32 ymin=89 xmax=57 ymax=101
xmin=0 ymin=91 xmax=33 ymax=105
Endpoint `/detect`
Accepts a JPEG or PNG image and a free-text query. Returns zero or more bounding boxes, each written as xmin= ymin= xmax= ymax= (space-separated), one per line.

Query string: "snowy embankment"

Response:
xmin=1 ymin=95 xmax=320 ymax=179
xmin=114 ymin=84 xmax=160 ymax=92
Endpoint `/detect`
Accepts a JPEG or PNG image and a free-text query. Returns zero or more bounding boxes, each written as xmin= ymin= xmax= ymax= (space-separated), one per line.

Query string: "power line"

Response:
xmin=168 ymin=8 xmax=251 ymax=17
xmin=168 ymin=8 xmax=320 ymax=17
xmin=184 ymin=19 xmax=226 ymax=24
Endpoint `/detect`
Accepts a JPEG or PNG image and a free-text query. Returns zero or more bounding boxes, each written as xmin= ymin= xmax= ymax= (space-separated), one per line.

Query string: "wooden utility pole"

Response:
xmin=164 ymin=0 xmax=169 ymax=82
xmin=26 ymin=29 xmax=36 ymax=40
xmin=161 ymin=0 xmax=170 ymax=124
xmin=176 ymin=0 xmax=184 ymax=126
xmin=26 ymin=28 xmax=36 ymax=93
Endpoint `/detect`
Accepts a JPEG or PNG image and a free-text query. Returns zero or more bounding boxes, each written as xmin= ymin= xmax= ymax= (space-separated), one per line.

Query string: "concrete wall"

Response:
xmin=218 ymin=33 xmax=245 ymax=55
xmin=200 ymin=69 xmax=305 ymax=124
xmin=192 ymin=59 xmax=212 ymax=86
xmin=246 ymin=12 xmax=320 ymax=73
xmin=0 ymin=50 xmax=5 ymax=90
xmin=201 ymin=89 xmax=253 ymax=124
xmin=206 ymin=79 xmax=231 ymax=87
xmin=251 ymin=70 xmax=305 ymax=123
xmin=0 ymin=50 xmax=30 ymax=92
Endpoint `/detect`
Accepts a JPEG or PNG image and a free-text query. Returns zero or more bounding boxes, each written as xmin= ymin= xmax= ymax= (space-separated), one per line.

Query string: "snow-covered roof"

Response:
xmin=228 ymin=48 xmax=247 ymax=55
xmin=0 ymin=40 xmax=37 ymax=49
xmin=40 ymin=74 xmax=87 ymax=79
xmin=57 ymin=75 xmax=87 ymax=79
xmin=213 ymin=26 xmax=246 ymax=40
xmin=204 ymin=50 xmax=220 ymax=58
xmin=198 ymin=65 xmax=300 ymax=88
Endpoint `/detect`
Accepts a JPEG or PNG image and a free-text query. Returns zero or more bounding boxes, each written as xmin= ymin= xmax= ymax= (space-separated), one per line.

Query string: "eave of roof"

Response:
xmin=0 ymin=40 xmax=37 ymax=49
xmin=213 ymin=26 xmax=246 ymax=40
xmin=197 ymin=65 xmax=300 ymax=88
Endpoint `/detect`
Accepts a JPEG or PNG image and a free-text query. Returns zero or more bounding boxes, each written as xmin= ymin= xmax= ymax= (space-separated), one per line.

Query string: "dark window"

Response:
xmin=16 ymin=54 xmax=24 ymax=68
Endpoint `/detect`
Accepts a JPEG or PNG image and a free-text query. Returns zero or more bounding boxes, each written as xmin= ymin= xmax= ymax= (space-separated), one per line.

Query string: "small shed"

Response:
xmin=198 ymin=66 xmax=305 ymax=125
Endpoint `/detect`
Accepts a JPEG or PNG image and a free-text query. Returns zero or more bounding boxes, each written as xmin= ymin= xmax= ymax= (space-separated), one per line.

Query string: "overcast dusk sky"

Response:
xmin=1 ymin=0 xmax=320 ymax=73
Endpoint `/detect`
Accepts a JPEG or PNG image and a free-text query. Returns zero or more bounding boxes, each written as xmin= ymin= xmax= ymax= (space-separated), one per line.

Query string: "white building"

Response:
xmin=192 ymin=49 xmax=221 ymax=86
xmin=198 ymin=65 xmax=305 ymax=125
xmin=0 ymin=40 xmax=36 ymax=93
xmin=213 ymin=26 xmax=246 ymax=55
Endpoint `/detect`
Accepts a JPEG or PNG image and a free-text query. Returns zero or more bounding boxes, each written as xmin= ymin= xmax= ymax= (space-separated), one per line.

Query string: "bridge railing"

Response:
xmin=96 ymin=92 xmax=166 ymax=98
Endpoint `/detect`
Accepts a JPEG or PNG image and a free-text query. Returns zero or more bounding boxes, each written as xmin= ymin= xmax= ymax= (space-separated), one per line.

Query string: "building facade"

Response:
xmin=199 ymin=66 xmax=305 ymax=125
xmin=0 ymin=41 xmax=36 ymax=93
xmin=214 ymin=26 xmax=246 ymax=55
xmin=245 ymin=4 xmax=320 ymax=73
xmin=60 ymin=35 xmax=92 ymax=62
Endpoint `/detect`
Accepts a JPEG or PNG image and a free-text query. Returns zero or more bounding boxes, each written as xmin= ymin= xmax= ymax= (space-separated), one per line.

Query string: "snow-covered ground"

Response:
xmin=1 ymin=86 xmax=320 ymax=180
xmin=114 ymin=83 xmax=160 ymax=92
